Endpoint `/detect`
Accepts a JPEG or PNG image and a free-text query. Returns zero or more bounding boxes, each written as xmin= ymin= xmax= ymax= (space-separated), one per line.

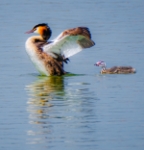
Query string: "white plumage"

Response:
xmin=43 ymin=34 xmax=93 ymax=58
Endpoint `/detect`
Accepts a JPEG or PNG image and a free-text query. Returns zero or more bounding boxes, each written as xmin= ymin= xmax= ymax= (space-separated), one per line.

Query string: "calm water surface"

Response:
xmin=0 ymin=0 xmax=144 ymax=150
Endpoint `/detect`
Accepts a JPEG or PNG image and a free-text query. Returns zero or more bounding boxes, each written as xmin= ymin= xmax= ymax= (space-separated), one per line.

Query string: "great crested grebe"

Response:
xmin=25 ymin=23 xmax=95 ymax=76
xmin=94 ymin=61 xmax=136 ymax=74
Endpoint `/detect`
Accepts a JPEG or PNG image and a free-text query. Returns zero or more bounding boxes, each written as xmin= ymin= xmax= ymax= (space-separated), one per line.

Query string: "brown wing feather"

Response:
xmin=61 ymin=27 xmax=91 ymax=39
xmin=60 ymin=27 xmax=95 ymax=48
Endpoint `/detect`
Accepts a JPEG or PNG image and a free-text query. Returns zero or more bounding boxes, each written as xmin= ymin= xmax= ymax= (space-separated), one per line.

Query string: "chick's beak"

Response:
xmin=94 ymin=63 xmax=98 ymax=66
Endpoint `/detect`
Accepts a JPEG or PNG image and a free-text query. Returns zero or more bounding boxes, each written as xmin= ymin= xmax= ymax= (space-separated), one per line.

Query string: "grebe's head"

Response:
xmin=94 ymin=60 xmax=106 ymax=68
xmin=26 ymin=23 xmax=52 ymax=40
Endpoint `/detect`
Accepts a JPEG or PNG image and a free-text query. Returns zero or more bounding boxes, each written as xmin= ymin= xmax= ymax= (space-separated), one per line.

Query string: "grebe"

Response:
xmin=94 ymin=61 xmax=136 ymax=74
xmin=25 ymin=23 xmax=95 ymax=76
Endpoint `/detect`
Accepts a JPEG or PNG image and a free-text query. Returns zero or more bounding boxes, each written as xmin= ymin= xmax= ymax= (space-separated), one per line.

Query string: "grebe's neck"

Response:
xmin=102 ymin=67 xmax=106 ymax=70
xmin=25 ymin=35 xmax=45 ymax=52
xmin=27 ymin=35 xmax=45 ymax=42
xmin=102 ymin=66 xmax=106 ymax=70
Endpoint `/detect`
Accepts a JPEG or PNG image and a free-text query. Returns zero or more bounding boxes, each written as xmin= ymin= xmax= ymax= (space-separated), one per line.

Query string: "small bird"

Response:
xmin=94 ymin=60 xmax=136 ymax=74
xmin=25 ymin=23 xmax=95 ymax=76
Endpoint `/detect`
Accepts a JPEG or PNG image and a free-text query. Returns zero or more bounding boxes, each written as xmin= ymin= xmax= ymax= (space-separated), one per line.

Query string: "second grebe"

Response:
xmin=94 ymin=61 xmax=136 ymax=74
xmin=25 ymin=23 xmax=95 ymax=76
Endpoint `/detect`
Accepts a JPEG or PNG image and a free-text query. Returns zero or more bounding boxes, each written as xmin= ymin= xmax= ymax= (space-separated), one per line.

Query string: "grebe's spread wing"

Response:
xmin=43 ymin=27 xmax=95 ymax=58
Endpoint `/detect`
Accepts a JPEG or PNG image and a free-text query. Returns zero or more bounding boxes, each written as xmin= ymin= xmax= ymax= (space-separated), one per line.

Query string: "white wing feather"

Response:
xmin=43 ymin=34 xmax=89 ymax=58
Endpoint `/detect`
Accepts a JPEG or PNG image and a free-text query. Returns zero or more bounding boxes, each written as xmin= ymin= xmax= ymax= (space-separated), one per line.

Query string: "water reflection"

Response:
xmin=26 ymin=76 xmax=65 ymax=144
xmin=25 ymin=75 xmax=98 ymax=146
xmin=26 ymin=76 xmax=64 ymax=121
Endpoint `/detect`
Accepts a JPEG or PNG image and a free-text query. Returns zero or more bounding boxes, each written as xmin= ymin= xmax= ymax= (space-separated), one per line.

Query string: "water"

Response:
xmin=0 ymin=0 xmax=144 ymax=149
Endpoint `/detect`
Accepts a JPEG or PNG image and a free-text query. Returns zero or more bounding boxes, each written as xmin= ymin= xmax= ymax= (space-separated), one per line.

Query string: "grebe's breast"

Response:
xmin=25 ymin=37 xmax=50 ymax=76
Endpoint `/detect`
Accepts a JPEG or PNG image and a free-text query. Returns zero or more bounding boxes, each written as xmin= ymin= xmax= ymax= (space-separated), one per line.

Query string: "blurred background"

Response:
xmin=0 ymin=0 xmax=144 ymax=150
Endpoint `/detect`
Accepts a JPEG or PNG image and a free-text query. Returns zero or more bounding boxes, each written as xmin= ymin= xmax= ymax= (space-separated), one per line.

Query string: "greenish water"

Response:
xmin=0 ymin=0 xmax=144 ymax=150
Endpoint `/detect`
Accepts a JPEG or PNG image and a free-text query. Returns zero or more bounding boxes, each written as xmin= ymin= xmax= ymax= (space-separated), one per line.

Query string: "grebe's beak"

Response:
xmin=25 ymin=29 xmax=34 ymax=34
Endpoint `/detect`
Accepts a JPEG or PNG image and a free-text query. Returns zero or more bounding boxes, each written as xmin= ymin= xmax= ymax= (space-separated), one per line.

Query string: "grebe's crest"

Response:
xmin=31 ymin=23 xmax=52 ymax=40
xmin=33 ymin=23 xmax=48 ymax=29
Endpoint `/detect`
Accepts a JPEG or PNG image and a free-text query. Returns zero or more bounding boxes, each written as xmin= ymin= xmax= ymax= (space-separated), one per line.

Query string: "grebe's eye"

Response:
xmin=33 ymin=28 xmax=36 ymax=31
